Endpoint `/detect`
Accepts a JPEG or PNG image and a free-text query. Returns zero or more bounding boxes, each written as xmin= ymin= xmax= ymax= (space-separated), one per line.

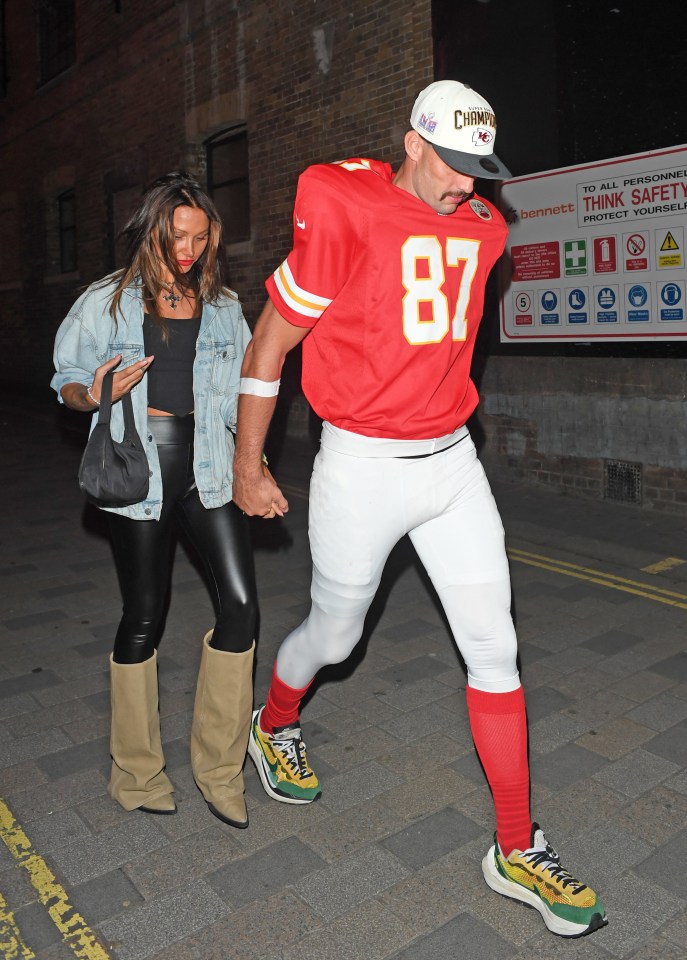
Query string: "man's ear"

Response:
xmin=404 ymin=129 xmax=424 ymax=162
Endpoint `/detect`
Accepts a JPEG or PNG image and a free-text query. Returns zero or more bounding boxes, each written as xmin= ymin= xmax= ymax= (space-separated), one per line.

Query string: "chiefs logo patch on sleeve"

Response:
xmin=469 ymin=198 xmax=492 ymax=221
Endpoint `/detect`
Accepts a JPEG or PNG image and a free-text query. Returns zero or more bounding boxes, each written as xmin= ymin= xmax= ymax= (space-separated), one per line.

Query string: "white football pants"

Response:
xmin=276 ymin=425 xmax=520 ymax=694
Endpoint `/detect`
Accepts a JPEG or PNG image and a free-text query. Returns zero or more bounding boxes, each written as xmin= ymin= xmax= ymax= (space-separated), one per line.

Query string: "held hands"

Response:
xmin=89 ymin=354 xmax=154 ymax=405
xmin=233 ymin=462 xmax=289 ymax=520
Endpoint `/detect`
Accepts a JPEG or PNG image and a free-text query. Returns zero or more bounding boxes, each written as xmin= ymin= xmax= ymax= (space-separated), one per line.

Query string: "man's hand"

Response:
xmin=233 ymin=462 xmax=289 ymax=519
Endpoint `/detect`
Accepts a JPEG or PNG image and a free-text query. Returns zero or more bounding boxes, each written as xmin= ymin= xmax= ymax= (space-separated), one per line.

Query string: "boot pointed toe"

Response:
xmin=207 ymin=799 xmax=248 ymax=829
xmin=140 ymin=794 xmax=177 ymax=815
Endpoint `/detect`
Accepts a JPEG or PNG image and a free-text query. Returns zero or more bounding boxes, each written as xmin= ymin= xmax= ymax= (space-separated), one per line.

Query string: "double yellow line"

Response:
xmin=0 ymin=799 xmax=110 ymax=959
xmin=282 ymin=480 xmax=687 ymax=610
xmin=508 ymin=547 xmax=687 ymax=610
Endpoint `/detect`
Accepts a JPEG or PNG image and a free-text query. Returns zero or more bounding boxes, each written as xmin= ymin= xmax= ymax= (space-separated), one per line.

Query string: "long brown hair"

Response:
xmin=107 ymin=171 xmax=233 ymax=324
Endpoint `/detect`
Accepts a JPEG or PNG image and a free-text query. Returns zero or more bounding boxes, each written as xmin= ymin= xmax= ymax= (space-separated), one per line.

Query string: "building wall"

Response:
xmin=0 ymin=0 xmax=432 ymax=394
xmin=475 ymin=355 xmax=687 ymax=514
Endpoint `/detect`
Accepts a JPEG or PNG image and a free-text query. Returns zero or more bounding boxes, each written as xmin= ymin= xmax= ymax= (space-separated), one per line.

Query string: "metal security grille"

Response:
xmin=604 ymin=460 xmax=642 ymax=504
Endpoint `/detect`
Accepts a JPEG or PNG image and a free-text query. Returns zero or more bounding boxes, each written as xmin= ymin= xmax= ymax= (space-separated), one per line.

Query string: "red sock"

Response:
xmin=466 ymin=685 xmax=531 ymax=857
xmin=260 ymin=664 xmax=312 ymax=733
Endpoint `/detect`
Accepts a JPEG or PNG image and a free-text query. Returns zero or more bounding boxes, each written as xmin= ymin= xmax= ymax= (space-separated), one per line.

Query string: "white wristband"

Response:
xmin=239 ymin=377 xmax=280 ymax=397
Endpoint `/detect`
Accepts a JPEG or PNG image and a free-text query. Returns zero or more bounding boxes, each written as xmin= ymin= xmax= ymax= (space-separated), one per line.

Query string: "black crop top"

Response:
xmin=143 ymin=313 xmax=201 ymax=417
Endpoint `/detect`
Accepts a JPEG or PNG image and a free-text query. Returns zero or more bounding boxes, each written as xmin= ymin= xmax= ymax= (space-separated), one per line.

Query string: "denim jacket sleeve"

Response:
xmin=219 ymin=302 xmax=252 ymax=431
xmin=192 ymin=293 xmax=252 ymax=508
xmin=51 ymin=281 xmax=115 ymax=399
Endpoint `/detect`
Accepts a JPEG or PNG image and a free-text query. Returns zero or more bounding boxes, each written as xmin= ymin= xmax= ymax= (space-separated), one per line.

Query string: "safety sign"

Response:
xmin=564 ymin=240 xmax=587 ymax=276
xmin=567 ymin=287 xmax=589 ymax=324
xmin=595 ymin=285 xmax=619 ymax=323
xmin=656 ymin=227 xmax=683 ymax=268
xmin=513 ymin=290 xmax=533 ymax=326
xmin=624 ymin=232 xmax=649 ymax=271
xmin=593 ymin=236 xmax=617 ymax=273
xmin=626 ymin=284 xmax=650 ymax=322
xmin=498 ymin=144 xmax=687 ymax=341
xmin=659 ymin=281 xmax=685 ymax=321
xmin=539 ymin=289 xmax=561 ymax=324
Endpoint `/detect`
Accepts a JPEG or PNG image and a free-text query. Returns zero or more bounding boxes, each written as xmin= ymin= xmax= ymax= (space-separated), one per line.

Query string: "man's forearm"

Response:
xmin=234 ymin=298 xmax=309 ymax=481
xmin=234 ymin=393 xmax=278 ymax=476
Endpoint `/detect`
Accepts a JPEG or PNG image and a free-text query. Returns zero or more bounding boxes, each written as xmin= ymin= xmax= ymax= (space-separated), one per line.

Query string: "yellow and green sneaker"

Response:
xmin=482 ymin=824 xmax=608 ymax=938
xmin=247 ymin=707 xmax=321 ymax=804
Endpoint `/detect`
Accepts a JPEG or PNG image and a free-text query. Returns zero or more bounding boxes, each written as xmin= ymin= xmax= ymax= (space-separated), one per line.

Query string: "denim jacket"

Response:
xmin=51 ymin=276 xmax=251 ymax=519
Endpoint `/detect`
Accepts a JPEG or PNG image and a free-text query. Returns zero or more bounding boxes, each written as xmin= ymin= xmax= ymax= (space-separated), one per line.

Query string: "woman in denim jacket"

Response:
xmin=52 ymin=172 xmax=261 ymax=829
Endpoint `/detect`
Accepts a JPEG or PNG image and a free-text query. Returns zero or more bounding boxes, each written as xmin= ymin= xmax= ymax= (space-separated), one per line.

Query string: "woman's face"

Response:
xmin=166 ymin=205 xmax=210 ymax=277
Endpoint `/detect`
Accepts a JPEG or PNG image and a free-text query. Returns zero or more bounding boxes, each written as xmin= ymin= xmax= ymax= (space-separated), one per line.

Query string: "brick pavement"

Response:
xmin=1 ymin=401 xmax=686 ymax=959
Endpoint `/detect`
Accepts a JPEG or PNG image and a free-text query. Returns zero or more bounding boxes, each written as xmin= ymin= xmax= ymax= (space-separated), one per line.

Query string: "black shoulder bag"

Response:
xmin=78 ymin=371 xmax=150 ymax=508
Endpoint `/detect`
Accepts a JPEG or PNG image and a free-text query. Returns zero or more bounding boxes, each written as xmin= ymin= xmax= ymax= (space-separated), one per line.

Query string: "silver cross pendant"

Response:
xmin=162 ymin=289 xmax=182 ymax=309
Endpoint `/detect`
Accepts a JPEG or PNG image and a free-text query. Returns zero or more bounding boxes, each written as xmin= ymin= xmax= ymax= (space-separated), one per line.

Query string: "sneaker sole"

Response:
xmin=247 ymin=732 xmax=320 ymax=805
xmin=482 ymin=846 xmax=608 ymax=938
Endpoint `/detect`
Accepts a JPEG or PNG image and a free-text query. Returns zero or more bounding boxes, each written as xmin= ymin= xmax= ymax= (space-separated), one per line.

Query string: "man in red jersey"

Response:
xmin=233 ymin=81 xmax=607 ymax=938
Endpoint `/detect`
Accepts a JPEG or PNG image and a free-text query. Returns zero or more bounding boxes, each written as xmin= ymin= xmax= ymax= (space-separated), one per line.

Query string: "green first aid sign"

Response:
xmin=564 ymin=239 xmax=587 ymax=276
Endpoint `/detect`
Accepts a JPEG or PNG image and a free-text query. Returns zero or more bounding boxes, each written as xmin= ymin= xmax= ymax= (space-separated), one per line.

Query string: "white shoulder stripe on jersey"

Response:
xmin=336 ymin=159 xmax=372 ymax=172
xmin=273 ymin=260 xmax=332 ymax=320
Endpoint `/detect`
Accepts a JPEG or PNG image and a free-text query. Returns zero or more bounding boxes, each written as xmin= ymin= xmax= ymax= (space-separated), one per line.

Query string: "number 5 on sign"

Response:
xmin=401 ymin=236 xmax=480 ymax=345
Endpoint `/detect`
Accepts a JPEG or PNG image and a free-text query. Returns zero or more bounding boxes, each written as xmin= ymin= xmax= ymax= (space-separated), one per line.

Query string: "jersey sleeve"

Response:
xmin=266 ymin=166 xmax=357 ymax=328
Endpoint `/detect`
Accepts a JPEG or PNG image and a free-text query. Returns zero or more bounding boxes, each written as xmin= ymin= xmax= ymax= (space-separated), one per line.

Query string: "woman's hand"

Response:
xmin=60 ymin=354 xmax=154 ymax=411
xmin=90 ymin=354 xmax=154 ymax=404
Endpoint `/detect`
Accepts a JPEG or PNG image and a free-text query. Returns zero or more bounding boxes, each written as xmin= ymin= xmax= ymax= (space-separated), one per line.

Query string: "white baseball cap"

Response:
xmin=410 ymin=80 xmax=511 ymax=180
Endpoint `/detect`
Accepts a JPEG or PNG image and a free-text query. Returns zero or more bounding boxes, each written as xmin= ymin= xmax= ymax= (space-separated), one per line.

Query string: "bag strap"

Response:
xmin=96 ymin=371 xmax=137 ymax=437
xmin=121 ymin=389 xmax=137 ymax=440
xmin=96 ymin=371 xmax=114 ymax=425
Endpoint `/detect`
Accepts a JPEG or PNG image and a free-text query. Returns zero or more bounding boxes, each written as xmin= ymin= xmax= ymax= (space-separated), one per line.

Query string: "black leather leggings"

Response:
xmin=108 ymin=415 xmax=258 ymax=663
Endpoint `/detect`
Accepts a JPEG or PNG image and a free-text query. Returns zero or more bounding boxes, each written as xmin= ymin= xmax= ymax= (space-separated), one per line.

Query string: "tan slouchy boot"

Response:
xmin=191 ymin=631 xmax=255 ymax=828
xmin=108 ymin=652 xmax=176 ymax=814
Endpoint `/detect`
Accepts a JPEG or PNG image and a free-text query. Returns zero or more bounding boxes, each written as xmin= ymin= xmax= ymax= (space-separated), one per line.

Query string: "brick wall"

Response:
xmin=476 ymin=355 xmax=687 ymax=515
xmin=0 ymin=0 xmax=432 ymax=396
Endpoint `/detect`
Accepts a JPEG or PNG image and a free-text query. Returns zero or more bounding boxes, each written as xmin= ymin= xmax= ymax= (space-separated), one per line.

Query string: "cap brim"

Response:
xmin=432 ymin=142 xmax=511 ymax=180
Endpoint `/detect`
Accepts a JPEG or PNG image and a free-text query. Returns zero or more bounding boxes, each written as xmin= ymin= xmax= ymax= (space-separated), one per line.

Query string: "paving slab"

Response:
xmin=391 ymin=911 xmax=516 ymax=960
xmin=293 ymin=844 xmax=410 ymax=920
xmin=98 ymin=880 xmax=229 ymax=960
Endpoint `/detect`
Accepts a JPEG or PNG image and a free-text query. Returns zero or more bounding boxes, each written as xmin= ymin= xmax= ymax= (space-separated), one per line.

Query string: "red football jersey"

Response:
xmin=265 ymin=158 xmax=508 ymax=439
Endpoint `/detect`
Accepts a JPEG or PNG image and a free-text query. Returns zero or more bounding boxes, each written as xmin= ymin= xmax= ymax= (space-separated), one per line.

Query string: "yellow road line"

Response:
xmin=509 ymin=548 xmax=687 ymax=610
xmin=0 ymin=891 xmax=35 ymax=960
xmin=0 ymin=799 xmax=111 ymax=960
xmin=276 ymin=483 xmax=687 ymax=609
xmin=641 ymin=556 xmax=686 ymax=575
xmin=510 ymin=548 xmax=687 ymax=599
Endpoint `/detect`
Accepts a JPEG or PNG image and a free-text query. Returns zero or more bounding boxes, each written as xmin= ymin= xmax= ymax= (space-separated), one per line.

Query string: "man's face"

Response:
xmin=406 ymin=136 xmax=475 ymax=215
